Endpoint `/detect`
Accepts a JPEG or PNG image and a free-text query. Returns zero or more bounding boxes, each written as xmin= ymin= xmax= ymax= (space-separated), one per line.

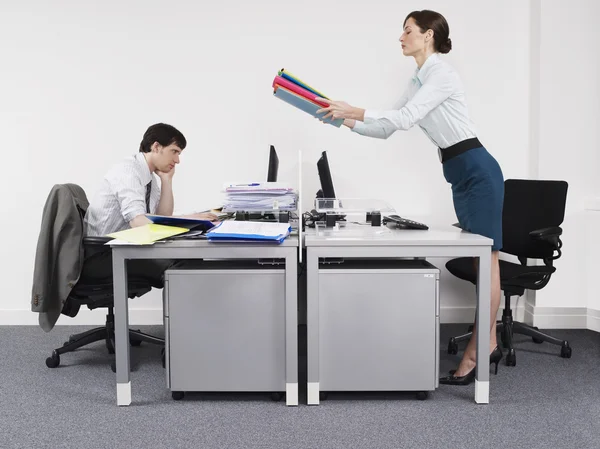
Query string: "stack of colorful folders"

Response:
xmin=272 ymin=69 xmax=343 ymax=127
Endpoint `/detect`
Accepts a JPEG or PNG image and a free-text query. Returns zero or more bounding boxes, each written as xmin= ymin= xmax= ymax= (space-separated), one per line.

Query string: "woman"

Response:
xmin=316 ymin=10 xmax=504 ymax=385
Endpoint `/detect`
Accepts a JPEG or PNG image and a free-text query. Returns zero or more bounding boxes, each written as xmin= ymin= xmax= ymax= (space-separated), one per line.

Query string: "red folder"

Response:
xmin=272 ymin=76 xmax=329 ymax=108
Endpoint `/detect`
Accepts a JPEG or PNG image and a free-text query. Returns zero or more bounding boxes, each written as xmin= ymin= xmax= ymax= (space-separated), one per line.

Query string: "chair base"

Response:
xmin=45 ymin=308 xmax=164 ymax=370
xmin=447 ymin=313 xmax=572 ymax=366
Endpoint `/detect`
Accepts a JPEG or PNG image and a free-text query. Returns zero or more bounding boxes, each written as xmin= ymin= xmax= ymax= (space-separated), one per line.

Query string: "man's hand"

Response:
xmin=316 ymin=98 xmax=365 ymax=121
xmin=156 ymin=165 xmax=175 ymax=183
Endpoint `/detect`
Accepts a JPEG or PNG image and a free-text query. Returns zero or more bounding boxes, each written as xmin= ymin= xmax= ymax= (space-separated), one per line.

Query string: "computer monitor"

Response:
xmin=316 ymin=151 xmax=336 ymax=200
xmin=267 ymin=145 xmax=279 ymax=182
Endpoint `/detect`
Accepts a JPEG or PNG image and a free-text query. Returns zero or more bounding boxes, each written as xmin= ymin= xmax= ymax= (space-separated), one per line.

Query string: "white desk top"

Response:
xmin=109 ymin=235 xmax=299 ymax=248
xmin=304 ymin=223 xmax=492 ymax=247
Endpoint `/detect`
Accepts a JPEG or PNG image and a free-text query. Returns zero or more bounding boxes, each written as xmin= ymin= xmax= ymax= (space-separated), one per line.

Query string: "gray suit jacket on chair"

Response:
xmin=31 ymin=184 xmax=89 ymax=331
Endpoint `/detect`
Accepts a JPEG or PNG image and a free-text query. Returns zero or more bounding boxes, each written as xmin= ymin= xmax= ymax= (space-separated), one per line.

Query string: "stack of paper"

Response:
xmin=222 ymin=182 xmax=298 ymax=212
xmin=272 ymin=69 xmax=343 ymax=127
xmin=206 ymin=221 xmax=292 ymax=244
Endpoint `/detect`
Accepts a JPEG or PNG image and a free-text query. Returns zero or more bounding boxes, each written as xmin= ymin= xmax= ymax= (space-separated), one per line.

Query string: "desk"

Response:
xmin=304 ymin=224 xmax=493 ymax=404
xmin=110 ymin=237 xmax=299 ymax=406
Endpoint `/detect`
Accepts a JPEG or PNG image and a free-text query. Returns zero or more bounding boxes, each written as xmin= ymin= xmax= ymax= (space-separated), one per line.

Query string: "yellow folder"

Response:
xmin=107 ymin=224 xmax=189 ymax=244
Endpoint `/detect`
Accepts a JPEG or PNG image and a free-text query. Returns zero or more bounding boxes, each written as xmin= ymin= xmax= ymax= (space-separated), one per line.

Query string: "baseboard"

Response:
xmin=4 ymin=307 xmax=600 ymax=331
xmin=587 ymin=309 xmax=600 ymax=333
xmin=526 ymin=306 xmax=589 ymax=329
xmin=1 ymin=309 xmax=164 ymax=326
xmin=441 ymin=297 xmax=526 ymax=324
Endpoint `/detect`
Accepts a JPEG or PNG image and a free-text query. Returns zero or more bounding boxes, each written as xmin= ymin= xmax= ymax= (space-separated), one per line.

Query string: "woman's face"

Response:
xmin=400 ymin=17 xmax=428 ymax=57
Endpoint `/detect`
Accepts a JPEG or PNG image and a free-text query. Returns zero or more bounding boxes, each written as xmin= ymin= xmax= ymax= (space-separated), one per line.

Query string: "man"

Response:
xmin=83 ymin=123 xmax=216 ymax=287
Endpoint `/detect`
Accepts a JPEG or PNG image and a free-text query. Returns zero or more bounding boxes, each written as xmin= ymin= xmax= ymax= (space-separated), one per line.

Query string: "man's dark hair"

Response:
xmin=139 ymin=123 xmax=187 ymax=153
xmin=404 ymin=10 xmax=452 ymax=54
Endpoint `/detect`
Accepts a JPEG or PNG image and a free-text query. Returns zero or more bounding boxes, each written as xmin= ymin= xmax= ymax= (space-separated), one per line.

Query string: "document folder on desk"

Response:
xmin=206 ymin=221 xmax=291 ymax=243
xmin=146 ymin=214 xmax=216 ymax=231
xmin=107 ymin=224 xmax=189 ymax=244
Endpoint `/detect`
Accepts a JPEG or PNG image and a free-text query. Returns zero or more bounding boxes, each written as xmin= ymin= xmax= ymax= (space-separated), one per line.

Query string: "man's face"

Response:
xmin=153 ymin=143 xmax=182 ymax=173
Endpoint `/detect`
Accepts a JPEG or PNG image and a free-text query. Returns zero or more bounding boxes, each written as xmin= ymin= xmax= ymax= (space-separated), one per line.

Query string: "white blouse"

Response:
xmin=352 ymin=53 xmax=477 ymax=149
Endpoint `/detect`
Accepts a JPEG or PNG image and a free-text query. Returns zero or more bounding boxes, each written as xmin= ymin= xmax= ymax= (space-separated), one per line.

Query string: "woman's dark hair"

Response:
xmin=404 ymin=10 xmax=452 ymax=54
xmin=139 ymin=123 xmax=187 ymax=153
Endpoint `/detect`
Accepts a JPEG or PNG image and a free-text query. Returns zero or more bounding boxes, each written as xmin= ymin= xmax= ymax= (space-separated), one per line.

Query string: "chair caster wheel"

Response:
xmin=111 ymin=361 xmax=116 ymax=373
xmin=416 ymin=391 xmax=429 ymax=401
xmin=447 ymin=338 xmax=458 ymax=355
xmin=319 ymin=392 xmax=328 ymax=401
xmin=560 ymin=342 xmax=572 ymax=358
xmin=172 ymin=391 xmax=185 ymax=401
xmin=505 ymin=349 xmax=516 ymax=366
xmin=271 ymin=392 xmax=284 ymax=402
xmin=46 ymin=351 xmax=60 ymax=368
xmin=532 ymin=326 xmax=544 ymax=344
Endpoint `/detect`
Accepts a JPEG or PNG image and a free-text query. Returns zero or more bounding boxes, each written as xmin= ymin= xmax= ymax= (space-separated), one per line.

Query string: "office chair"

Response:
xmin=446 ymin=179 xmax=572 ymax=367
xmin=42 ymin=185 xmax=164 ymax=372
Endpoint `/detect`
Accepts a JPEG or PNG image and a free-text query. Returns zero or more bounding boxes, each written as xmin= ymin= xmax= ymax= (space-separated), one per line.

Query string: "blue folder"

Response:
xmin=206 ymin=223 xmax=291 ymax=244
xmin=274 ymin=87 xmax=343 ymax=127
xmin=146 ymin=214 xmax=215 ymax=231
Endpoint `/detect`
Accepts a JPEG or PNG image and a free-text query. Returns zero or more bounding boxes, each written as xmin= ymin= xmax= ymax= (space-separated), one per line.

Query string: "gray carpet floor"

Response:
xmin=1 ymin=324 xmax=599 ymax=449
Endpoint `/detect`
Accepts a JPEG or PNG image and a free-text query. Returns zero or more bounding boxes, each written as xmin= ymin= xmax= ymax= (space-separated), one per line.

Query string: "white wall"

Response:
xmin=3 ymin=0 xmax=595 ymax=327
xmin=533 ymin=0 xmax=600 ymax=324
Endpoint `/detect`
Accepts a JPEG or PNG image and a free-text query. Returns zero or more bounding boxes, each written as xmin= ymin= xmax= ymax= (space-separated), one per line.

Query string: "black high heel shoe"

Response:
xmin=440 ymin=346 xmax=503 ymax=386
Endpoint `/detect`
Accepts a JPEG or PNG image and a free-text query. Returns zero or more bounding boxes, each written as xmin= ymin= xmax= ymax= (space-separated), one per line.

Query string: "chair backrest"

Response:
xmin=32 ymin=184 xmax=91 ymax=329
xmin=501 ymin=179 xmax=568 ymax=259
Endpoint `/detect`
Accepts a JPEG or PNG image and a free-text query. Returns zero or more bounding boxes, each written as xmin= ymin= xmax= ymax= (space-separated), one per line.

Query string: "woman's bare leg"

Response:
xmin=452 ymin=251 xmax=501 ymax=377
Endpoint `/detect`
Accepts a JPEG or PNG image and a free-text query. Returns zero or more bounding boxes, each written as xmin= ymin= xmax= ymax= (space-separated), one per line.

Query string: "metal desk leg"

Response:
xmin=475 ymin=249 xmax=491 ymax=404
xmin=112 ymin=250 xmax=131 ymax=406
xmin=306 ymin=250 xmax=320 ymax=405
xmin=285 ymin=250 xmax=298 ymax=406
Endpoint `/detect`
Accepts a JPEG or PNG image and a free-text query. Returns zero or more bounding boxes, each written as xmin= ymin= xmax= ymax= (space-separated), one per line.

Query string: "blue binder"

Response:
xmin=206 ymin=222 xmax=291 ymax=243
xmin=274 ymin=87 xmax=343 ymax=127
xmin=146 ymin=214 xmax=215 ymax=231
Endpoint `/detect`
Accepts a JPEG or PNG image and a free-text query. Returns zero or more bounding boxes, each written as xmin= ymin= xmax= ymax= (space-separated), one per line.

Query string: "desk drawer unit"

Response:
xmin=318 ymin=259 xmax=440 ymax=393
xmin=163 ymin=263 xmax=286 ymax=396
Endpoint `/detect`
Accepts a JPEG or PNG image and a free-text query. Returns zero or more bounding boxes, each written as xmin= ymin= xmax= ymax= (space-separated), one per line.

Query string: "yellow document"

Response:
xmin=107 ymin=224 xmax=189 ymax=244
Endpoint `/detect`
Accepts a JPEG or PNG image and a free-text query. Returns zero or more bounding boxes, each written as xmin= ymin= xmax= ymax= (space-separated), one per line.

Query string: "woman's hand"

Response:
xmin=316 ymin=98 xmax=365 ymax=121
xmin=343 ymin=119 xmax=356 ymax=129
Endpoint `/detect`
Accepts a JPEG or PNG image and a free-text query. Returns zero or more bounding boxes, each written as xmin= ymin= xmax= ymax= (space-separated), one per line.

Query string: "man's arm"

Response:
xmin=155 ymin=178 xmax=174 ymax=216
xmin=129 ymin=214 xmax=152 ymax=228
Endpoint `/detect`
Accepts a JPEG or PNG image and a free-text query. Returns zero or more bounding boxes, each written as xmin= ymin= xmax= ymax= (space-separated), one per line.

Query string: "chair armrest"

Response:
xmin=529 ymin=227 xmax=563 ymax=259
xmin=83 ymin=236 xmax=112 ymax=247
xmin=529 ymin=226 xmax=562 ymax=240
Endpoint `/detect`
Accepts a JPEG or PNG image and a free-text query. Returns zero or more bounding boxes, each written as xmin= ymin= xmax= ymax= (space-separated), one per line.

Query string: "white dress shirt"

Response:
xmin=84 ymin=153 xmax=161 ymax=236
xmin=352 ymin=53 xmax=477 ymax=149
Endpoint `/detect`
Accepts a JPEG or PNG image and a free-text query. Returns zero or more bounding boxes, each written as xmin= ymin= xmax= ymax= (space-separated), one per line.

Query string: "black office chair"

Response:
xmin=42 ymin=185 xmax=164 ymax=372
xmin=446 ymin=179 xmax=572 ymax=367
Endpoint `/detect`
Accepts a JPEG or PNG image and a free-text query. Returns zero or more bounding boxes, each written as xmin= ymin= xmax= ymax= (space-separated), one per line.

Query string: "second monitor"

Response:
xmin=267 ymin=145 xmax=279 ymax=182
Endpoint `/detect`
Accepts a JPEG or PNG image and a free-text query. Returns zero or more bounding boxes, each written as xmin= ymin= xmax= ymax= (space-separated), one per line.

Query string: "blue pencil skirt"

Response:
xmin=442 ymin=147 xmax=504 ymax=251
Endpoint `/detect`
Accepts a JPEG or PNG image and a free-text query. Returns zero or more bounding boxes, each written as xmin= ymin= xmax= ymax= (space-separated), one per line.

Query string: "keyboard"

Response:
xmin=383 ymin=214 xmax=429 ymax=230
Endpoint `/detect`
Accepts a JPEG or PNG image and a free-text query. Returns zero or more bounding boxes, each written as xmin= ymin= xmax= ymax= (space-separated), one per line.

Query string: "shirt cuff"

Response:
xmin=351 ymin=120 xmax=368 ymax=134
xmin=363 ymin=109 xmax=382 ymax=124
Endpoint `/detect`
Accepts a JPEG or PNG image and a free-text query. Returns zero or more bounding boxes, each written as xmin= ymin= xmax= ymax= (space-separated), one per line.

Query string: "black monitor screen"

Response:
xmin=317 ymin=151 xmax=336 ymax=199
xmin=267 ymin=145 xmax=279 ymax=182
